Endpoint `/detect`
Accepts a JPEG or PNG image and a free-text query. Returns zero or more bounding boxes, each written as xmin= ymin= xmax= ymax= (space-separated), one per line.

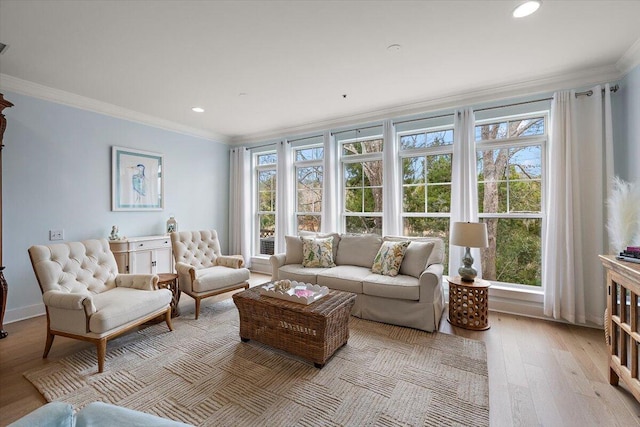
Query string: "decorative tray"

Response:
xmin=259 ymin=280 xmax=329 ymax=305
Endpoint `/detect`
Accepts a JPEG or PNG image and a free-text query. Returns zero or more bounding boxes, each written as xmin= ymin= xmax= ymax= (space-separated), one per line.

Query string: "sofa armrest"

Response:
xmin=418 ymin=263 xmax=444 ymax=304
xmin=116 ymin=274 xmax=160 ymax=291
xmin=7 ymin=402 xmax=74 ymax=427
xmin=76 ymin=402 xmax=192 ymax=427
xmin=43 ymin=290 xmax=89 ymax=310
xmin=216 ymin=255 xmax=244 ymax=269
xmin=269 ymin=253 xmax=286 ymax=280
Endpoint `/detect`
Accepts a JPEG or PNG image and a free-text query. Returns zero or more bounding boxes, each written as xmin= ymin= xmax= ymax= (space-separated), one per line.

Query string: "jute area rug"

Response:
xmin=24 ymin=299 xmax=489 ymax=426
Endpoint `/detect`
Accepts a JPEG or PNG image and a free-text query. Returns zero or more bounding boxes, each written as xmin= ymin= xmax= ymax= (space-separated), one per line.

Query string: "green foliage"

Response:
xmin=483 ymin=218 xmax=542 ymax=286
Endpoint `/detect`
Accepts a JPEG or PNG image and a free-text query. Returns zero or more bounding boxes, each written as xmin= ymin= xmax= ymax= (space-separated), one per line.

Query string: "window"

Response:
xmin=341 ymin=132 xmax=383 ymax=235
xmin=255 ymin=152 xmax=277 ymax=255
xmin=475 ymin=114 xmax=546 ymax=287
xmin=295 ymin=145 xmax=323 ymax=232
xmin=399 ymin=127 xmax=454 ymax=272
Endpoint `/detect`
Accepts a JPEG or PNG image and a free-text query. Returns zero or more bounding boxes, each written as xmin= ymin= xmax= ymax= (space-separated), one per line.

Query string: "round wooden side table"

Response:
xmin=157 ymin=273 xmax=180 ymax=317
xmin=447 ymin=276 xmax=490 ymax=330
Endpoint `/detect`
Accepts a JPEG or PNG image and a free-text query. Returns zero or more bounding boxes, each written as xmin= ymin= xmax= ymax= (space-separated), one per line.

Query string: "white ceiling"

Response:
xmin=1 ymin=0 xmax=639 ymax=143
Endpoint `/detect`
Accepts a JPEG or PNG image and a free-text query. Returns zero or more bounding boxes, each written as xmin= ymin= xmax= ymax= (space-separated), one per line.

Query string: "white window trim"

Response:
xmin=398 ymin=125 xmax=454 ymax=242
xmin=475 ymin=112 xmax=548 ymax=291
xmin=254 ymin=151 xmax=277 ymax=257
xmin=339 ymin=135 xmax=384 ymax=233
xmin=294 ymin=143 xmax=324 ymax=232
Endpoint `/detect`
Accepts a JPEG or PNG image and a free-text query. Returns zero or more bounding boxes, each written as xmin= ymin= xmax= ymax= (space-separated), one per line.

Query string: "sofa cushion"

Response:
xmin=363 ymin=273 xmax=420 ymax=301
xmin=89 ymin=287 xmax=172 ymax=334
xmin=335 ymin=234 xmax=382 ymax=268
xmin=400 ymin=241 xmax=435 ymax=278
xmin=301 ymin=236 xmax=335 ymax=268
xmin=372 ymin=240 xmax=410 ymax=276
xmin=317 ymin=265 xmax=368 ymax=294
xmin=285 ymin=235 xmax=304 ymax=264
xmin=192 ymin=266 xmax=250 ymax=293
xmin=278 ymin=264 xmax=325 ymax=283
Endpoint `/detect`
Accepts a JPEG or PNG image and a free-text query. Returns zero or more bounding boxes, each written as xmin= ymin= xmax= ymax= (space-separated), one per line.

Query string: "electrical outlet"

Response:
xmin=49 ymin=229 xmax=64 ymax=241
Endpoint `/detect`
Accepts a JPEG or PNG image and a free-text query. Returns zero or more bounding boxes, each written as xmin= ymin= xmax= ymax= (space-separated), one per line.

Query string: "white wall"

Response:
xmin=613 ymin=64 xmax=640 ymax=183
xmin=2 ymin=91 xmax=231 ymax=322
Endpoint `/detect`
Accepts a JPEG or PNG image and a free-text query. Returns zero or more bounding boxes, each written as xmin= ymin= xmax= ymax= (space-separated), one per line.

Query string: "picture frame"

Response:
xmin=112 ymin=146 xmax=164 ymax=211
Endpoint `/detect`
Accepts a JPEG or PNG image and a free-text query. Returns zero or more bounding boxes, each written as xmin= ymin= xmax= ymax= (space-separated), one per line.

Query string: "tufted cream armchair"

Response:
xmin=171 ymin=230 xmax=250 ymax=319
xmin=28 ymin=239 xmax=173 ymax=373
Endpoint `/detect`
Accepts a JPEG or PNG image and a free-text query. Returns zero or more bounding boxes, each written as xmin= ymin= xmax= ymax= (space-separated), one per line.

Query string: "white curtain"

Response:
xmin=543 ymin=85 xmax=613 ymax=325
xmin=382 ymin=119 xmax=402 ymax=236
xmin=448 ymin=108 xmax=480 ymax=277
xmin=322 ymin=131 xmax=339 ymax=232
xmin=275 ymin=140 xmax=294 ymax=252
xmin=229 ymin=147 xmax=251 ymax=267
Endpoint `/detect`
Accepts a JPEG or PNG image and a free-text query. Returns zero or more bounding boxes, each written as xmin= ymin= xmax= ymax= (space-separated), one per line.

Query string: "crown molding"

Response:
xmin=617 ymin=36 xmax=640 ymax=75
xmin=0 ymin=74 xmax=230 ymax=144
xmin=231 ymin=64 xmax=624 ymax=145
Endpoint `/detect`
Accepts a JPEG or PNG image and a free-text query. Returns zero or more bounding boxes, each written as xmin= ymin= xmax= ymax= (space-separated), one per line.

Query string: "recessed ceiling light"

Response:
xmin=191 ymin=107 xmax=205 ymax=113
xmin=387 ymin=44 xmax=402 ymax=52
xmin=513 ymin=1 xmax=541 ymax=18
xmin=238 ymin=93 xmax=247 ymax=97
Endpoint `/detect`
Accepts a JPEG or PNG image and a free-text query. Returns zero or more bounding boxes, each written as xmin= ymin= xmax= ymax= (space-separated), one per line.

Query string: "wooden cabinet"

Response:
xmin=109 ymin=235 xmax=174 ymax=275
xmin=599 ymin=255 xmax=640 ymax=403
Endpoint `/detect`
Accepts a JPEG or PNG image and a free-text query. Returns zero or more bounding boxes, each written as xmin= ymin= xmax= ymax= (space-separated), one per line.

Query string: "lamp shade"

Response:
xmin=450 ymin=222 xmax=488 ymax=248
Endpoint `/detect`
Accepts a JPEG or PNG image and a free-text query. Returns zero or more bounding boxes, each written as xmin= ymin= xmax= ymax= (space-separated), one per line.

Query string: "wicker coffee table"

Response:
xmin=232 ymin=285 xmax=356 ymax=368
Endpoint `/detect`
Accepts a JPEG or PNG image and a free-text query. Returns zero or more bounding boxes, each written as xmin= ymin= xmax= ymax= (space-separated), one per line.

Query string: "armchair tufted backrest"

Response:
xmin=28 ymin=239 xmax=119 ymax=295
xmin=171 ymin=230 xmax=222 ymax=269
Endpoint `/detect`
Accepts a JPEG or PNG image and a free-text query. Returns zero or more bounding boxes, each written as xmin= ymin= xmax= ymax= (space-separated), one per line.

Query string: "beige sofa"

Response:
xmin=270 ymin=233 xmax=445 ymax=332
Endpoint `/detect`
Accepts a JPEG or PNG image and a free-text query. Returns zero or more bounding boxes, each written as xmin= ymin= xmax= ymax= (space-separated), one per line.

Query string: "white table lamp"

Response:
xmin=450 ymin=221 xmax=488 ymax=282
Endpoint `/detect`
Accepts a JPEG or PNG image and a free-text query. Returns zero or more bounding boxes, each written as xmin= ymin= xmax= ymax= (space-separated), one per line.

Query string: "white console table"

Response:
xmin=109 ymin=235 xmax=174 ymax=275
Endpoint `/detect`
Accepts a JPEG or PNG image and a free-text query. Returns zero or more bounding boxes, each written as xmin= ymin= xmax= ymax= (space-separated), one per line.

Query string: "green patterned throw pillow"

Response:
xmin=372 ymin=240 xmax=410 ymax=276
xmin=301 ymin=236 xmax=335 ymax=268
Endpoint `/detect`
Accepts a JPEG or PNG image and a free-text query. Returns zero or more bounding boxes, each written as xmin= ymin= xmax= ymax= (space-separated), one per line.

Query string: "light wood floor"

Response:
xmin=2 ymin=273 xmax=640 ymax=426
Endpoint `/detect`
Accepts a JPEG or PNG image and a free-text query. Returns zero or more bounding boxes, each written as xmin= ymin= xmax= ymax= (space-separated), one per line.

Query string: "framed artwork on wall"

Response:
xmin=112 ymin=146 xmax=164 ymax=211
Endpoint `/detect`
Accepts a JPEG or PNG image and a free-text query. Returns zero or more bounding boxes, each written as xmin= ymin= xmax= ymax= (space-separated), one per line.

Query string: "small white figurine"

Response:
xmin=109 ymin=225 xmax=120 ymax=241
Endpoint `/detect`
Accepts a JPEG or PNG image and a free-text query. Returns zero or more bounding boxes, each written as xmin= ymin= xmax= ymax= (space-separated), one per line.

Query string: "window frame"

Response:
xmin=339 ymin=134 xmax=384 ymax=235
xmin=253 ymin=150 xmax=277 ymax=256
xmin=474 ymin=111 xmax=548 ymax=290
xmin=293 ymin=143 xmax=324 ymax=233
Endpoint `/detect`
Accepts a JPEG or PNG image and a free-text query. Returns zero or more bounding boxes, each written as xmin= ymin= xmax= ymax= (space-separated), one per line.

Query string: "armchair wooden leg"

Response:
xmin=43 ymin=331 xmax=55 ymax=358
xmin=97 ymin=338 xmax=107 ymax=373
xmin=195 ymin=298 xmax=201 ymax=320
xmin=165 ymin=308 xmax=174 ymax=331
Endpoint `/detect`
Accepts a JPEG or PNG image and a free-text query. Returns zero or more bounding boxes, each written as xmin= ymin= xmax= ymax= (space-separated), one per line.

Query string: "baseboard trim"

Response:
xmin=5 ymin=302 xmax=46 ymax=324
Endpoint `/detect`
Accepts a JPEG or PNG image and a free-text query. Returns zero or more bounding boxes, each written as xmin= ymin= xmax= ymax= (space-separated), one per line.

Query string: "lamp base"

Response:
xmin=458 ymin=247 xmax=477 ymax=282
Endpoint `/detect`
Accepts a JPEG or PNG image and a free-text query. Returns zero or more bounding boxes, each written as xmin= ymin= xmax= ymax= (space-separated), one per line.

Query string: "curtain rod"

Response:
xmin=241 ymin=84 xmax=619 ymax=147
xmin=575 ymin=83 xmax=619 ymax=97
xmin=393 ymin=112 xmax=455 ymax=126
xmin=397 ymin=84 xmax=620 ymax=120
xmin=474 ymin=97 xmax=553 ymax=113
xmin=289 ymin=134 xmax=323 ymax=144
xmin=331 ymin=124 xmax=381 ymax=136
xmin=243 ymin=142 xmax=277 ymax=151
xmin=475 ymin=84 xmax=619 ymax=113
